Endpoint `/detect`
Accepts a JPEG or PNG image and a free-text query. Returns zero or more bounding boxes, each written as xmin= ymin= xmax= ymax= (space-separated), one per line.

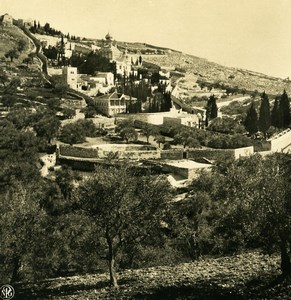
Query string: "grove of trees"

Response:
xmin=244 ymin=90 xmax=291 ymax=137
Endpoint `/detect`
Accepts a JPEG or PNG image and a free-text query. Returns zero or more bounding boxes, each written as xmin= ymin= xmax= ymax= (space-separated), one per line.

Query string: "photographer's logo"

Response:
xmin=0 ymin=285 xmax=15 ymax=300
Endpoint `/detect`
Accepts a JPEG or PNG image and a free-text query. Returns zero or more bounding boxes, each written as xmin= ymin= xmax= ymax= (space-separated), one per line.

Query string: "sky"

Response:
xmin=2 ymin=0 xmax=291 ymax=78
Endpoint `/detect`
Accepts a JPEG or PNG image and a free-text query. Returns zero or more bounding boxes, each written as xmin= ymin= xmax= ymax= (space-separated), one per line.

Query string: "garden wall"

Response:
xmin=268 ymin=129 xmax=291 ymax=152
xmin=100 ymin=150 xmax=160 ymax=160
xmin=161 ymin=150 xmax=184 ymax=160
xmin=186 ymin=146 xmax=254 ymax=161
xmin=186 ymin=149 xmax=235 ymax=162
xmin=233 ymin=146 xmax=254 ymax=159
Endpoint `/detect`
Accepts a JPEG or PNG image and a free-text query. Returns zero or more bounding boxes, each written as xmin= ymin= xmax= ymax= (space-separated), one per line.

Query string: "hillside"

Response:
xmin=0 ymin=25 xmax=34 ymax=63
xmin=14 ymin=251 xmax=291 ymax=299
xmin=2 ymin=21 xmax=290 ymax=97
xmin=143 ymin=51 xmax=291 ymax=96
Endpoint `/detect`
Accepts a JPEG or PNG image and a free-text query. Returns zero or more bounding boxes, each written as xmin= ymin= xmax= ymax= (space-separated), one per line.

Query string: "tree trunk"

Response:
xmin=279 ymin=238 xmax=291 ymax=275
xmin=11 ymin=257 xmax=21 ymax=283
xmin=109 ymin=252 xmax=118 ymax=288
xmin=106 ymin=230 xmax=119 ymax=288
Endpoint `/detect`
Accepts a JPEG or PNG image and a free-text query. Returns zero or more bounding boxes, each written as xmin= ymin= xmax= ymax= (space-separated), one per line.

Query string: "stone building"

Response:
xmin=98 ymin=33 xmax=140 ymax=77
xmin=94 ymin=91 xmax=136 ymax=116
xmin=0 ymin=14 xmax=13 ymax=26
xmin=62 ymin=66 xmax=78 ymax=90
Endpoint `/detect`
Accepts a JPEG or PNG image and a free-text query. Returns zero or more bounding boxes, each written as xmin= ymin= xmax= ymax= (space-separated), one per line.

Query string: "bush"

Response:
xmin=59 ymin=119 xmax=99 ymax=145
xmin=59 ymin=145 xmax=98 ymax=158
xmin=163 ymin=142 xmax=172 ymax=150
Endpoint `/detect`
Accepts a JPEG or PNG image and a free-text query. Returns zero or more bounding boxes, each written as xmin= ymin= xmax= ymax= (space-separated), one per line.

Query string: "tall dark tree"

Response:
xmin=271 ymin=97 xmax=280 ymax=128
xmin=258 ymin=91 xmax=270 ymax=137
xmin=278 ymin=90 xmax=290 ymax=128
xmin=244 ymin=102 xmax=258 ymax=136
xmin=206 ymin=95 xmax=218 ymax=124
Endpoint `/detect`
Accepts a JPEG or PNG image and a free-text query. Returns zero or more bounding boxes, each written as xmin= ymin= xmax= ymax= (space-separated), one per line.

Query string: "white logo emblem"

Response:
xmin=0 ymin=285 xmax=15 ymax=300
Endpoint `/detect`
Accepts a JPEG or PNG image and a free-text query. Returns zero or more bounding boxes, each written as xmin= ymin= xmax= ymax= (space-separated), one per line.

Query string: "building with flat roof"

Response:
xmin=161 ymin=159 xmax=212 ymax=180
xmin=62 ymin=66 xmax=78 ymax=90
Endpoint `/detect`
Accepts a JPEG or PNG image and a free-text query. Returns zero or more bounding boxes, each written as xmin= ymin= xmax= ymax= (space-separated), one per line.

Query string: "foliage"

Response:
xmin=116 ymin=119 xmax=138 ymax=143
xmin=17 ymin=39 xmax=26 ymax=52
xmin=33 ymin=114 xmax=61 ymax=143
xmin=173 ymin=128 xmax=200 ymax=149
xmin=61 ymin=107 xmax=76 ymax=119
xmin=59 ymin=145 xmax=98 ymax=158
xmin=139 ymin=122 xmax=159 ymax=143
xmin=244 ymin=101 xmax=258 ymax=136
xmin=155 ymin=135 xmax=166 ymax=147
xmin=0 ymin=182 xmax=47 ymax=282
xmin=59 ymin=119 xmax=98 ymax=144
xmin=271 ymin=97 xmax=280 ymax=128
xmin=0 ymin=120 xmax=41 ymax=192
xmin=278 ymin=90 xmax=290 ymax=128
xmin=258 ymin=91 xmax=271 ymax=136
xmin=206 ymin=94 xmax=218 ymax=122
xmin=43 ymin=46 xmax=58 ymax=60
xmin=76 ymin=165 xmax=171 ymax=287
xmin=5 ymin=49 xmax=19 ymax=62
xmin=75 ymin=52 xmax=116 ymax=75
xmin=208 ymin=117 xmax=245 ymax=135
xmin=174 ymin=154 xmax=291 ymax=274
xmin=53 ymin=83 xmax=69 ymax=99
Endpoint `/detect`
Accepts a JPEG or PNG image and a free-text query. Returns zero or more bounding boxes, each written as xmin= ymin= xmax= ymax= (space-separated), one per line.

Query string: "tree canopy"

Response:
xmin=76 ymin=165 xmax=171 ymax=287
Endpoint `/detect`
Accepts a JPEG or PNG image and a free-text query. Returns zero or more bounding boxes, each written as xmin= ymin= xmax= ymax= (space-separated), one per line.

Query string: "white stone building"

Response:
xmin=0 ymin=14 xmax=13 ymax=26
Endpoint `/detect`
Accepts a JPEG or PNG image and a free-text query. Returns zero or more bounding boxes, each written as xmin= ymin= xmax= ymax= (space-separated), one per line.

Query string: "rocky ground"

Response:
xmin=14 ymin=251 xmax=291 ymax=299
xmin=144 ymin=52 xmax=291 ymax=96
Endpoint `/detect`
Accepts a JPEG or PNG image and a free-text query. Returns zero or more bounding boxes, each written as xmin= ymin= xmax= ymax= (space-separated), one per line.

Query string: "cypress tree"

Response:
xmin=278 ymin=89 xmax=290 ymax=128
xmin=258 ymin=91 xmax=270 ymax=137
xmin=206 ymin=94 xmax=218 ymax=122
xmin=244 ymin=102 xmax=258 ymax=136
xmin=271 ymin=97 xmax=280 ymax=128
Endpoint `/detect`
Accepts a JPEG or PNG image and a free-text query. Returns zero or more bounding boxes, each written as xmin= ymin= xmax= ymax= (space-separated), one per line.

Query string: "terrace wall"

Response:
xmin=186 ymin=146 xmax=254 ymax=161
xmin=161 ymin=149 xmax=184 ymax=160
xmin=268 ymin=129 xmax=291 ymax=152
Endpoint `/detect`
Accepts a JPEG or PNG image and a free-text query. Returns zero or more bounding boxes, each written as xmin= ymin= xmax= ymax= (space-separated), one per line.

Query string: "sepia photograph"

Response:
xmin=1 ymin=0 xmax=291 ymax=299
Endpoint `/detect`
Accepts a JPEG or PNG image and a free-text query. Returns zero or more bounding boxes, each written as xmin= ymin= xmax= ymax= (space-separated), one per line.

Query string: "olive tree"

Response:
xmin=76 ymin=164 xmax=171 ymax=287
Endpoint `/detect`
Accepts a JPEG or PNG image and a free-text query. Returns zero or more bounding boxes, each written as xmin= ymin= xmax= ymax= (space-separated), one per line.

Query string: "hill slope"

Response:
xmin=15 ymin=251 xmax=291 ymax=300
xmin=0 ymin=25 xmax=34 ymax=63
xmin=143 ymin=51 xmax=291 ymax=96
xmin=2 ymin=23 xmax=289 ymax=96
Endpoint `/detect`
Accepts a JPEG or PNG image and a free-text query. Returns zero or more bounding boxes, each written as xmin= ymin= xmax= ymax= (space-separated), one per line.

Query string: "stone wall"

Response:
xmin=100 ymin=150 xmax=161 ymax=160
xmin=161 ymin=150 xmax=184 ymax=160
xmin=233 ymin=146 xmax=254 ymax=159
xmin=268 ymin=129 xmax=291 ymax=152
xmin=187 ymin=146 xmax=254 ymax=161
xmin=162 ymin=164 xmax=189 ymax=179
xmin=186 ymin=149 xmax=235 ymax=162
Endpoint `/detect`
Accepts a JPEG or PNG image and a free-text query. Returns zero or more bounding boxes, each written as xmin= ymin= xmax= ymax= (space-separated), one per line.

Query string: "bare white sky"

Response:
xmin=2 ymin=0 xmax=291 ymax=78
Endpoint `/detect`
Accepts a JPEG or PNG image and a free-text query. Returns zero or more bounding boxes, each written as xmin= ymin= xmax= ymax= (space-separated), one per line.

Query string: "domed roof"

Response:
xmin=105 ymin=32 xmax=113 ymax=41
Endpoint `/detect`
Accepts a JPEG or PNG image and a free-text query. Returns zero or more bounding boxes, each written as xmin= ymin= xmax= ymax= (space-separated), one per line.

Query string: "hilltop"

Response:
xmin=1 ymin=17 xmax=290 ymax=97
xmin=79 ymin=37 xmax=291 ymax=96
